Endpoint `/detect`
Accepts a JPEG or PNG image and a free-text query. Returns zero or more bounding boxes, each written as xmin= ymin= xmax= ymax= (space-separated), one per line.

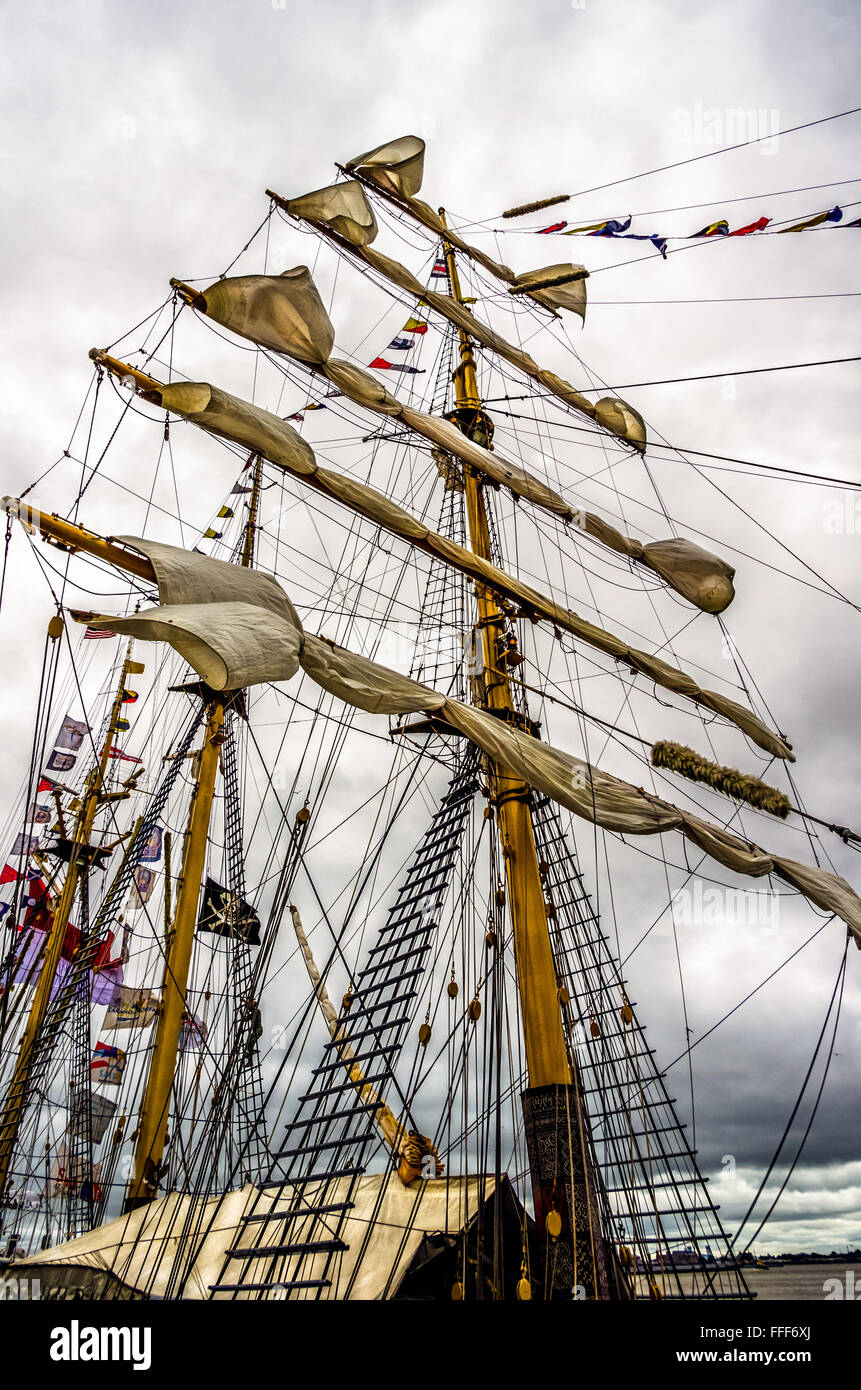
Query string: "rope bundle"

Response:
xmin=501 ymin=194 xmax=569 ymax=219
xmin=650 ymin=740 xmax=791 ymax=818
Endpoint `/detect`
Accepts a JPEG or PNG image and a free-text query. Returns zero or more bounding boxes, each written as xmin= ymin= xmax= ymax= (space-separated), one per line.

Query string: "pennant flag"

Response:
xmin=285 ymin=410 xmax=304 ymax=422
xmin=103 ymin=746 xmax=144 ymax=765
xmin=84 ymin=626 xmax=116 ymax=640
xmin=127 ymin=660 xmax=145 ymax=675
xmin=90 ymin=1041 xmax=126 ymax=1084
xmin=37 ymin=777 xmax=54 ymax=794
xmin=103 ymin=984 xmax=159 ymax=1031
xmin=203 ymin=527 xmax=222 ymax=540
xmin=845 ymin=216 xmax=861 ymax=228
xmin=230 ymin=483 xmax=253 ymax=495
xmin=127 ymin=865 xmax=157 ymax=907
xmin=368 ymin=358 xmax=425 ymax=375
xmin=56 ymin=717 xmax=89 ymax=752
xmin=11 ymin=833 xmax=40 ymax=856
xmin=27 ymin=803 xmax=51 ymax=824
xmin=430 ymin=261 xmax=449 ymax=277
xmin=622 ymin=232 xmax=668 ymax=258
xmin=324 ymin=389 xmax=344 ymax=398
xmin=402 ymin=318 xmax=428 ymax=334
xmin=139 ymin=825 xmax=163 ymax=863
xmin=727 ymin=216 xmax=770 ymax=237
xmin=569 ymin=216 xmax=632 ymax=236
xmin=198 ymin=877 xmax=261 ymax=945
xmin=115 ymin=718 xmax=131 ymax=732
xmin=387 ymin=337 xmax=413 ymax=351
xmin=537 ymin=221 xmax=568 ymax=234
xmin=217 ymin=505 xmax=234 ymax=519
xmin=0 ymin=864 xmax=18 ymax=885
xmin=692 ymin=220 xmax=730 ymax=238
xmin=120 ymin=689 xmax=138 ymax=704
xmin=0 ymin=904 xmax=10 ymax=922
xmin=305 ymin=401 xmax=327 ymax=411
xmin=778 ymin=206 xmax=843 ymax=234
xmin=46 ymin=750 xmax=76 ymax=773
xmin=180 ymin=1013 xmax=208 ymax=1052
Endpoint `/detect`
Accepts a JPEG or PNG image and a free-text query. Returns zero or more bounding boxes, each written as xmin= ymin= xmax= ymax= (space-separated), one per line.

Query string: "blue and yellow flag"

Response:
xmin=692 ymin=220 xmax=729 ymax=238
xmin=777 ymin=206 xmax=842 ymax=234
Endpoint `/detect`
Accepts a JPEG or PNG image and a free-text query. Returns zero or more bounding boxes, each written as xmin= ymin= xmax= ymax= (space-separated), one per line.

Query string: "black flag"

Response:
xmin=197 ymin=878 xmax=261 ymax=945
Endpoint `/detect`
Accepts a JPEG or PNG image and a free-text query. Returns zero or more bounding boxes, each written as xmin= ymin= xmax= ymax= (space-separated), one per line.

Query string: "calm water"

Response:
xmin=649 ymin=1263 xmax=861 ymax=1301
xmin=742 ymin=1262 xmax=861 ymax=1301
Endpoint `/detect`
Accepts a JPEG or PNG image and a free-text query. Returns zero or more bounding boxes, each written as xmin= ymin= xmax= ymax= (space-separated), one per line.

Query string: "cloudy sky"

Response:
xmin=1 ymin=0 xmax=859 ymax=1261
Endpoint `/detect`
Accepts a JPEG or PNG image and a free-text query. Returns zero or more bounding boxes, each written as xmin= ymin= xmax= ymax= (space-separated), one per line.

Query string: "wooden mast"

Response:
xmin=0 ymin=497 xmax=226 ymax=1210
xmin=438 ymin=214 xmax=570 ymax=1090
xmin=0 ymin=640 xmax=137 ymax=1196
xmin=124 ymin=695 xmax=223 ymax=1209
xmin=439 ymin=215 xmax=612 ymax=1299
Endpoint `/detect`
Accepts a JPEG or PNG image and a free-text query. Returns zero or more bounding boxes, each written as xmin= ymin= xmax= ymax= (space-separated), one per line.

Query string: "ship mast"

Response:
xmin=124 ymin=705 xmax=223 ymax=1209
xmin=127 ymin=454 xmax=263 ymax=1206
xmin=439 ymin=216 xmax=569 ymax=1090
xmin=439 ymin=215 xmax=611 ymax=1299
xmin=240 ymin=456 xmax=262 ymax=570
xmin=0 ymin=638 xmax=138 ymax=1198
xmin=0 ymin=501 xmax=225 ymax=1210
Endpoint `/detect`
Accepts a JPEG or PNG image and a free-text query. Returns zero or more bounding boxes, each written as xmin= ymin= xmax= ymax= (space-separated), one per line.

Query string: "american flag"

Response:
xmin=84 ymin=626 xmax=116 ymax=640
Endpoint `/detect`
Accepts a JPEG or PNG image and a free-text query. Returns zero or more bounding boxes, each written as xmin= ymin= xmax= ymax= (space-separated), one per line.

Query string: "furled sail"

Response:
xmin=329 ymin=232 xmax=641 ymax=439
xmin=180 ymin=269 xmax=735 ymax=614
xmin=284 ymin=180 xmax=379 ymax=247
xmin=345 ymin=135 xmax=427 ymax=199
xmin=71 ymin=540 xmax=859 ymax=941
xmin=151 ymin=384 xmax=771 ymax=752
xmin=197 ymin=266 xmax=335 ymax=364
xmin=508 ymin=263 xmax=589 ymax=319
xmin=341 ymin=142 xmax=586 ymax=318
xmin=83 ymin=537 xmax=303 ymax=689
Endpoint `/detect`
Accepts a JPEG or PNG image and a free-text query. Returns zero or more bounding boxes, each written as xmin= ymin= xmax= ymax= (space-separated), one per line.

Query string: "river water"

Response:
xmin=742 ymin=1262 xmax=861 ymax=1301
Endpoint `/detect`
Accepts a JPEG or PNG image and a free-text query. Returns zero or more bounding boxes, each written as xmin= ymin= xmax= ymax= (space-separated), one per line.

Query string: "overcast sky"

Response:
xmin=1 ymin=0 xmax=859 ymax=1260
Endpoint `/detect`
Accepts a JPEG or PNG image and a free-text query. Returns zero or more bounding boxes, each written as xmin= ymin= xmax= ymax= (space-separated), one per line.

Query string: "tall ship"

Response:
xmin=0 ymin=135 xmax=856 ymax=1301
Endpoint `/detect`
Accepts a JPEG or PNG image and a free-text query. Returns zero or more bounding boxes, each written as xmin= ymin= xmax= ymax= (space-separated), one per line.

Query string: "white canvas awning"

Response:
xmin=11 ymin=1174 xmax=494 ymax=1300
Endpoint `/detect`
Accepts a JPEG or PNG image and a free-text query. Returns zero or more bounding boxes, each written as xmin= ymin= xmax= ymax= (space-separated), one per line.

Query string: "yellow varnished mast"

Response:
xmin=439 ymin=218 xmax=615 ymax=1301
xmin=0 ymin=494 xmax=226 ymax=1210
xmin=126 ymin=450 xmax=262 ymax=1207
xmin=125 ymin=696 xmax=224 ymax=1208
xmin=0 ymin=637 xmax=139 ymax=1196
xmin=439 ymin=215 xmax=570 ymax=1090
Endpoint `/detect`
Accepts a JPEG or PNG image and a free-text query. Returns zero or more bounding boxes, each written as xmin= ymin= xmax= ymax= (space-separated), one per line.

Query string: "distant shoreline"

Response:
xmin=745 ymin=1253 xmax=861 ymax=1267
